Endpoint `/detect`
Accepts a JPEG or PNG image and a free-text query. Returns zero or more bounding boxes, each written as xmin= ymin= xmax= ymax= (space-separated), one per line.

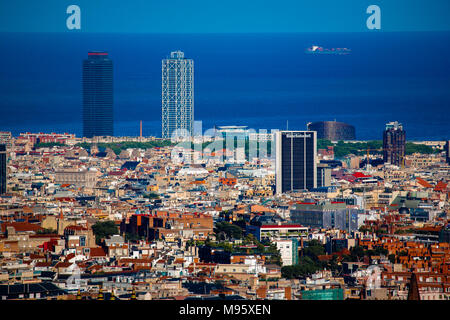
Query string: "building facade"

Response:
xmin=383 ymin=121 xmax=406 ymax=166
xmin=307 ymin=121 xmax=355 ymax=141
xmin=275 ymin=131 xmax=317 ymax=194
xmin=246 ymin=224 xmax=308 ymax=242
xmin=290 ymin=202 xmax=359 ymax=232
xmin=0 ymin=132 xmax=12 ymax=149
xmin=273 ymin=239 xmax=299 ymax=266
xmin=54 ymin=169 xmax=98 ymax=189
xmin=83 ymin=51 xmax=113 ymax=138
xmin=0 ymin=144 xmax=6 ymax=194
xmin=162 ymin=51 xmax=194 ymax=139
xmin=317 ymin=163 xmax=331 ymax=188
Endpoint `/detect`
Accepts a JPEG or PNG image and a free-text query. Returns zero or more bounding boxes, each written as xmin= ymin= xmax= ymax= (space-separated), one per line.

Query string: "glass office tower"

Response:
xmin=0 ymin=144 xmax=6 ymax=194
xmin=162 ymin=51 xmax=194 ymax=139
xmin=445 ymin=140 xmax=450 ymax=164
xmin=275 ymin=131 xmax=317 ymax=194
xmin=83 ymin=52 xmax=113 ymax=138
xmin=383 ymin=121 xmax=406 ymax=166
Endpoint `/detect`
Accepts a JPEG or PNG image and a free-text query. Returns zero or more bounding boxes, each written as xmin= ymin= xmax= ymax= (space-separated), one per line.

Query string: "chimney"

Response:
xmin=407 ymin=272 xmax=421 ymax=300
xmin=256 ymin=286 xmax=267 ymax=299
xmin=284 ymin=287 xmax=292 ymax=300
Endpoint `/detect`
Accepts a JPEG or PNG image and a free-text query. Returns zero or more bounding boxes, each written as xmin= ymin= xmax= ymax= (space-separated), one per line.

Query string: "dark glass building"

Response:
xmin=383 ymin=121 xmax=406 ymax=166
xmin=0 ymin=144 xmax=6 ymax=194
xmin=275 ymin=131 xmax=317 ymax=194
xmin=307 ymin=121 xmax=355 ymax=141
xmin=83 ymin=52 xmax=113 ymax=138
xmin=445 ymin=140 xmax=450 ymax=164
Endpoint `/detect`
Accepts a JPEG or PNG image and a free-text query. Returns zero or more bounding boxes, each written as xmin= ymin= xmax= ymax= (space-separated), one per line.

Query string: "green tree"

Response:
xmin=359 ymin=225 xmax=371 ymax=233
xmin=303 ymin=240 xmax=326 ymax=262
xmin=266 ymin=243 xmax=282 ymax=266
xmin=75 ymin=140 xmax=175 ymax=155
xmin=256 ymin=242 xmax=265 ymax=252
xmin=92 ymin=221 xmax=119 ymax=245
xmin=350 ymin=246 xmax=366 ymax=261
xmin=398 ymin=250 xmax=408 ymax=256
xmin=124 ymin=232 xmax=143 ymax=242
xmin=223 ymin=243 xmax=233 ymax=253
xmin=213 ymin=222 xmax=243 ymax=240
xmin=144 ymin=192 xmax=160 ymax=200
xmin=373 ymin=247 xmax=389 ymax=256
xmin=36 ymin=228 xmax=57 ymax=235
xmin=388 ymin=254 xmax=396 ymax=264
xmin=244 ymin=233 xmax=257 ymax=245
xmin=281 ymin=256 xmax=321 ymax=279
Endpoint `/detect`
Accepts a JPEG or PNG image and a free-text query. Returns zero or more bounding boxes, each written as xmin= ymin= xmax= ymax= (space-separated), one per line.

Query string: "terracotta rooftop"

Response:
xmin=416 ymin=177 xmax=433 ymax=188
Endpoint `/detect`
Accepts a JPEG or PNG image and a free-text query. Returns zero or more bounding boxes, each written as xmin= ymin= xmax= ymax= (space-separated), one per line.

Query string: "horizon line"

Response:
xmin=1 ymin=30 xmax=450 ymax=35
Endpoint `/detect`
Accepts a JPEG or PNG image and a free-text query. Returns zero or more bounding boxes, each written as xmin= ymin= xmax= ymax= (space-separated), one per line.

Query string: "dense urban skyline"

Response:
xmin=0 ymin=1 xmax=449 ymax=305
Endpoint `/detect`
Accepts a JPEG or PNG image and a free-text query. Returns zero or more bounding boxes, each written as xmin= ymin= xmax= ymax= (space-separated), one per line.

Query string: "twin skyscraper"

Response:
xmin=82 ymin=50 xmax=193 ymax=139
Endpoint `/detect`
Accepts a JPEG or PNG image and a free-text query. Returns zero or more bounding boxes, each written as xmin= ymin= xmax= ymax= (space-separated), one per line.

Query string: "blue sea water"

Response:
xmin=0 ymin=32 xmax=449 ymax=140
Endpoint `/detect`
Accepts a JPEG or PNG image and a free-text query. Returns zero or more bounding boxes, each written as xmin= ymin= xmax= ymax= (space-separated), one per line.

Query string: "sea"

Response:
xmin=0 ymin=32 xmax=449 ymax=140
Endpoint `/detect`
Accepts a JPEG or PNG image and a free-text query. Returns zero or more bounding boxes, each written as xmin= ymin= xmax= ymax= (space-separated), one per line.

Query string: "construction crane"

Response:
xmin=364 ymin=148 xmax=380 ymax=171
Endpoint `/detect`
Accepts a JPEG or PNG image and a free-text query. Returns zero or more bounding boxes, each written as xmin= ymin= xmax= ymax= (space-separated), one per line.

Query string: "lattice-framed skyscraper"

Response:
xmin=162 ymin=51 xmax=194 ymax=139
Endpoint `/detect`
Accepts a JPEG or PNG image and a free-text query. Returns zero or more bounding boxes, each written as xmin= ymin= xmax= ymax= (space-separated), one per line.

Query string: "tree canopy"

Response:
xmin=214 ymin=221 xmax=243 ymax=240
xmin=316 ymin=139 xmax=438 ymax=159
xmin=92 ymin=221 xmax=119 ymax=245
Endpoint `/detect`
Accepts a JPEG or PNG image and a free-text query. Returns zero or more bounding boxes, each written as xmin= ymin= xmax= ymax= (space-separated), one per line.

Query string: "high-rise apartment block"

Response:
xmin=383 ymin=121 xmax=406 ymax=166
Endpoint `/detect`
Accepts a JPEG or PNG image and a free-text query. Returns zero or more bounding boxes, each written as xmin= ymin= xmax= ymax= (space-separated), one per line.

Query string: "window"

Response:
xmin=80 ymin=236 xmax=86 ymax=247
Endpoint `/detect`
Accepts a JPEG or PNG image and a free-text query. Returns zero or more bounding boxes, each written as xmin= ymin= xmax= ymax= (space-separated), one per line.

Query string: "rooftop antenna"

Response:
xmin=286 ymin=120 xmax=289 ymax=131
xmin=140 ymin=120 xmax=143 ymax=139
